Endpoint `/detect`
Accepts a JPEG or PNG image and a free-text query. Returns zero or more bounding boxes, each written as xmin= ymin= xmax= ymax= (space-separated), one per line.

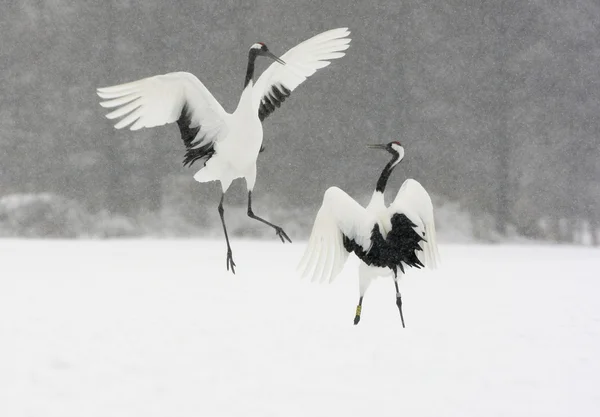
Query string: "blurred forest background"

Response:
xmin=0 ymin=0 xmax=598 ymax=244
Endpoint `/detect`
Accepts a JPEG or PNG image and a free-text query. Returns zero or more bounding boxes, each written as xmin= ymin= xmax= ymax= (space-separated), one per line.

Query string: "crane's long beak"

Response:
xmin=367 ymin=144 xmax=387 ymax=150
xmin=265 ymin=51 xmax=285 ymax=65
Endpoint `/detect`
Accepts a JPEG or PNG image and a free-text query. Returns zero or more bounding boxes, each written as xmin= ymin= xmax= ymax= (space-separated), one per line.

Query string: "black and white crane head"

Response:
xmin=249 ymin=42 xmax=285 ymax=64
xmin=298 ymin=141 xmax=440 ymax=326
xmin=367 ymin=141 xmax=404 ymax=162
xmin=96 ymin=28 xmax=351 ymax=274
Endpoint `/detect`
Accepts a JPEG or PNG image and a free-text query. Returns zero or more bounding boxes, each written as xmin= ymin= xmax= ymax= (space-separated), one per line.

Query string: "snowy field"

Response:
xmin=1 ymin=239 xmax=599 ymax=417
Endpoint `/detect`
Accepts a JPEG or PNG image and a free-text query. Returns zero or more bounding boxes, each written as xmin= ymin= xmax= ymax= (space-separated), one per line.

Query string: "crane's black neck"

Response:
xmin=244 ymin=50 xmax=260 ymax=88
xmin=375 ymin=152 xmax=400 ymax=193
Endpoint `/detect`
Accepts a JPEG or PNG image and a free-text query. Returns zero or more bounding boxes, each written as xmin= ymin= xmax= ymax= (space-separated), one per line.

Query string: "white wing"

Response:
xmin=389 ymin=179 xmax=440 ymax=269
xmin=253 ymin=28 xmax=351 ymax=121
xmin=97 ymin=72 xmax=229 ymax=147
xmin=298 ymin=187 xmax=376 ymax=283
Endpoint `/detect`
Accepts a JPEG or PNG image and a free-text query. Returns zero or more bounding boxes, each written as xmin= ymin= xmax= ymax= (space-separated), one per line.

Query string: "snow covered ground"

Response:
xmin=0 ymin=239 xmax=599 ymax=417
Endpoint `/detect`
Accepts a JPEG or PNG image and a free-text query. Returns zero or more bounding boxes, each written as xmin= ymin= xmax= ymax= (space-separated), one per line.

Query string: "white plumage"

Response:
xmin=98 ymin=72 xmax=227 ymax=132
xmin=96 ymin=28 xmax=351 ymax=274
xmin=298 ymin=142 xmax=440 ymax=326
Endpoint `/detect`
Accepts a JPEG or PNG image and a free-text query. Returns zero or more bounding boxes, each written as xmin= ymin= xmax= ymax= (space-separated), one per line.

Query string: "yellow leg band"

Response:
xmin=355 ymin=305 xmax=362 ymax=316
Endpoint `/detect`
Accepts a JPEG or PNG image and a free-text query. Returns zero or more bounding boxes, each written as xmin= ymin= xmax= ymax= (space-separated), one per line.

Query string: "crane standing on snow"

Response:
xmin=298 ymin=141 xmax=440 ymax=326
xmin=97 ymin=28 xmax=351 ymax=274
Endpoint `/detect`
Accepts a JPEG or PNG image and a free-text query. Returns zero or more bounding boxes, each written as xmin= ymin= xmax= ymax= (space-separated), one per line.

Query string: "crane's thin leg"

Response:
xmin=353 ymin=296 xmax=364 ymax=325
xmin=394 ymin=279 xmax=405 ymax=328
xmin=218 ymin=194 xmax=236 ymax=274
xmin=246 ymin=191 xmax=291 ymax=243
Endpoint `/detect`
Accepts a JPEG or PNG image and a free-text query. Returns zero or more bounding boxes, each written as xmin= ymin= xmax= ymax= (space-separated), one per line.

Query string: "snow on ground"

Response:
xmin=0 ymin=239 xmax=599 ymax=417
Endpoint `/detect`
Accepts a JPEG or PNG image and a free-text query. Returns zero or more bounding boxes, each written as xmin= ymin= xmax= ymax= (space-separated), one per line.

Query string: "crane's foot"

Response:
xmin=353 ymin=305 xmax=362 ymax=325
xmin=274 ymin=226 xmax=292 ymax=243
xmin=226 ymin=248 xmax=236 ymax=274
xmin=396 ymin=295 xmax=405 ymax=328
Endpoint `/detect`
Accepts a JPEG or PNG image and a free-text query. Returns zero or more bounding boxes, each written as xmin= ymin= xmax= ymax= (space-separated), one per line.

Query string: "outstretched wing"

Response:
xmin=298 ymin=186 xmax=376 ymax=283
xmin=253 ymin=28 xmax=351 ymax=121
xmin=388 ymin=179 xmax=440 ymax=269
xmin=97 ymin=72 xmax=230 ymax=166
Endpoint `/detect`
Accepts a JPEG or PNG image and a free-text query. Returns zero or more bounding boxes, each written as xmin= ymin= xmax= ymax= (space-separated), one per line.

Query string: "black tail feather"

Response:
xmin=342 ymin=213 xmax=426 ymax=273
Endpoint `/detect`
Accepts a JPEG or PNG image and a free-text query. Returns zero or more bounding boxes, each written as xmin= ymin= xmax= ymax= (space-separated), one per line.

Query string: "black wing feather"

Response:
xmin=385 ymin=213 xmax=425 ymax=269
xmin=177 ymin=103 xmax=215 ymax=167
xmin=258 ymin=85 xmax=291 ymax=122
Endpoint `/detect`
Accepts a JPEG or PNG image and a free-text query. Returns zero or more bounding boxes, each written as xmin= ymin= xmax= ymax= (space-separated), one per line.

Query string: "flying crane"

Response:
xmin=97 ymin=28 xmax=351 ymax=273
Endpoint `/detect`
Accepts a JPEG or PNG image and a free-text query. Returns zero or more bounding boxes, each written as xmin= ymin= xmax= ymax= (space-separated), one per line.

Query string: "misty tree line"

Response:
xmin=1 ymin=0 xmax=598 ymax=244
